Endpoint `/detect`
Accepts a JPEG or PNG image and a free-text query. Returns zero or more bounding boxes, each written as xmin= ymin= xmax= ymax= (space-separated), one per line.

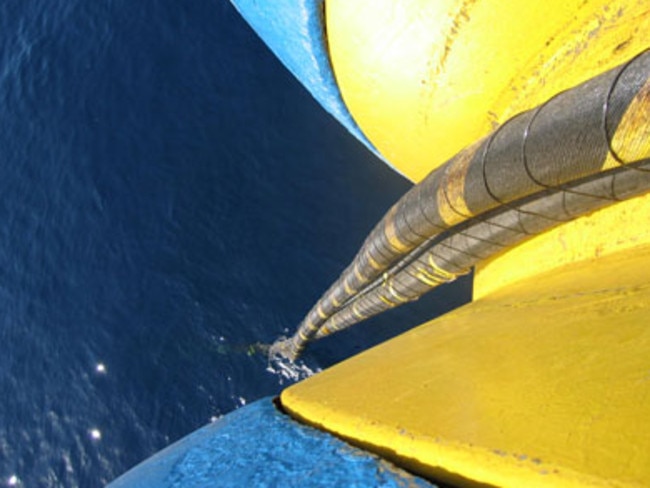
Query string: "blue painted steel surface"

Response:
xmin=228 ymin=0 xmax=389 ymax=165
xmin=108 ymin=397 xmax=434 ymax=487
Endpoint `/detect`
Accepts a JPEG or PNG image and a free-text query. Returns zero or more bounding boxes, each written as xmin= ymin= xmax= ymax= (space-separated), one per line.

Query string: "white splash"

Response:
xmin=89 ymin=428 xmax=102 ymax=440
xmin=266 ymin=355 xmax=320 ymax=384
xmin=7 ymin=475 xmax=18 ymax=486
xmin=95 ymin=363 xmax=106 ymax=374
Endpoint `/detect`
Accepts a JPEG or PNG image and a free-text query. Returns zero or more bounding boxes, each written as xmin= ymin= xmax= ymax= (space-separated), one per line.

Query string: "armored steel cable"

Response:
xmin=312 ymin=160 xmax=650 ymax=340
xmin=269 ymin=49 xmax=650 ymax=361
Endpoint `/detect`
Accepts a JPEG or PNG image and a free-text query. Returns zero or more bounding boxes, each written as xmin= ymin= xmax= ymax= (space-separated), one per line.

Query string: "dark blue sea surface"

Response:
xmin=0 ymin=1 xmax=471 ymax=486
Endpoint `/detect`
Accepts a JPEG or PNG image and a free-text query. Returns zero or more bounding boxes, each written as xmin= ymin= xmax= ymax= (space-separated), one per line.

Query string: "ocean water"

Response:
xmin=0 ymin=1 xmax=471 ymax=486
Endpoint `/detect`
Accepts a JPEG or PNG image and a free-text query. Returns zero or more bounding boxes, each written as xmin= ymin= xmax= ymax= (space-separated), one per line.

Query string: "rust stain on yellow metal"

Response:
xmin=326 ymin=0 xmax=650 ymax=182
xmin=282 ymin=240 xmax=650 ymax=487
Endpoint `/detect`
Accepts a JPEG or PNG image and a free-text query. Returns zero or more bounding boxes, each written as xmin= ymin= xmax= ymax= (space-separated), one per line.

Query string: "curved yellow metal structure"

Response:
xmin=271 ymin=53 xmax=650 ymax=360
xmin=326 ymin=0 xmax=650 ymax=182
xmin=282 ymin=222 xmax=650 ymax=487
xmin=279 ymin=1 xmax=650 ymax=486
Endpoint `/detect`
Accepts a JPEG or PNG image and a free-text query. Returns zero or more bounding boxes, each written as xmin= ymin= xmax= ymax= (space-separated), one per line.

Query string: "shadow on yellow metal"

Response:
xmin=326 ymin=0 xmax=650 ymax=182
xmin=281 ymin=198 xmax=650 ymax=487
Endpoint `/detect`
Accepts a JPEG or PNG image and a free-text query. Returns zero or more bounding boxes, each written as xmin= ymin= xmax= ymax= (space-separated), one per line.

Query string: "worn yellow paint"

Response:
xmin=427 ymin=255 xmax=457 ymax=282
xmin=316 ymin=305 xmax=328 ymax=320
xmin=326 ymin=0 xmax=650 ymax=182
xmin=282 ymin=242 xmax=650 ymax=487
xmin=413 ymin=265 xmax=446 ymax=286
xmin=436 ymin=143 xmax=478 ymax=226
xmin=384 ymin=207 xmax=412 ymax=252
xmin=366 ymin=252 xmax=384 ymax=271
xmin=343 ymin=280 xmax=356 ymax=295
xmin=475 ymin=192 xmax=650 ymax=300
xmin=353 ymin=263 xmax=368 ymax=283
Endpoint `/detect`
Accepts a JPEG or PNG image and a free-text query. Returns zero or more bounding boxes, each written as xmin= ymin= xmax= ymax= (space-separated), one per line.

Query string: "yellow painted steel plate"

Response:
xmin=326 ymin=0 xmax=650 ymax=181
xmin=281 ymin=241 xmax=650 ymax=487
